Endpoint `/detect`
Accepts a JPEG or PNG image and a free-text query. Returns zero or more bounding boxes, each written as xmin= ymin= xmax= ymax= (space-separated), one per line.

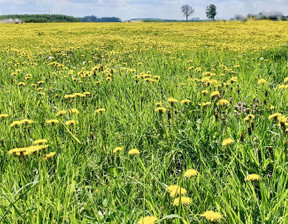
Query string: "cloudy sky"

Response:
xmin=0 ymin=0 xmax=287 ymax=20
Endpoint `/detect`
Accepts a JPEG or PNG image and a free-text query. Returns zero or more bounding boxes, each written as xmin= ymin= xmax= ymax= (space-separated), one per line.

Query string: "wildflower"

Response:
xmin=210 ymin=91 xmax=220 ymax=98
xmin=268 ymin=113 xmax=282 ymax=120
xmin=70 ymin=108 xmax=79 ymax=115
xmin=46 ymin=119 xmax=59 ymax=125
xmin=258 ymin=79 xmax=267 ymax=85
xmin=56 ymin=110 xmax=67 ymax=116
xmin=222 ymin=138 xmax=234 ymax=146
xmin=18 ymin=82 xmax=25 ymax=87
xmin=64 ymin=94 xmax=75 ymax=99
xmin=202 ymin=90 xmax=209 ymax=95
xmin=73 ymin=93 xmax=85 ymax=97
xmin=21 ymin=119 xmax=33 ymax=125
xmin=0 ymin=114 xmax=9 ymax=118
xmin=199 ymin=102 xmax=211 ymax=107
xmin=184 ymin=169 xmax=198 ymax=178
xmin=230 ymin=77 xmax=238 ymax=82
xmin=172 ymin=197 xmax=192 ymax=206
xmin=128 ymin=149 xmax=139 ymax=155
xmin=181 ymin=99 xmax=191 ymax=105
xmin=217 ymin=99 xmax=230 ymax=107
xmin=167 ymin=98 xmax=178 ymax=106
xmin=278 ymin=115 xmax=287 ymax=124
xmin=166 ymin=185 xmax=187 ymax=197
xmin=83 ymin=92 xmax=91 ymax=97
xmin=113 ymin=147 xmax=124 ymax=153
xmin=138 ymin=216 xmax=157 ymax=224
xmin=284 ymin=77 xmax=288 ymax=83
xmin=245 ymin=174 xmax=261 ymax=182
xmin=95 ymin=108 xmax=106 ymax=113
xmin=244 ymin=114 xmax=255 ymax=122
xmin=154 ymin=107 xmax=167 ymax=114
xmin=201 ymin=211 xmax=224 ymax=222
xmin=37 ymin=80 xmax=45 ymax=85
xmin=65 ymin=120 xmax=77 ymax=126
xmin=9 ymin=121 xmax=23 ymax=127
xmin=155 ymin=102 xmax=162 ymax=107
xmin=43 ymin=152 xmax=56 ymax=161
xmin=33 ymin=139 xmax=48 ymax=145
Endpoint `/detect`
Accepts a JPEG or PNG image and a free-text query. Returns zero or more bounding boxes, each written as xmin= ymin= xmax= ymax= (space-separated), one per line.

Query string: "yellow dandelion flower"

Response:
xmin=18 ymin=82 xmax=25 ymax=87
xmin=167 ymin=97 xmax=178 ymax=104
xmin=73 ymin=93 xmax=85 ymax=97
xmin=9 ymin=121 xmax=23 ymax=127
xmin=181 ymin=99 xmax=191 ymax=105
xmin=222 ymin=138 xmax=234 ymax=146
xmin=210 ymin=91 xmax=220 ymax=98
xmin=154 ymin=107 xmax=167 ymax=114
xmin=245 ymin=174 xmax=261 ymax=182
xmin=172 ymin=196 xmax=192 ymax=206
xmin=128 ymin=149 xmax=140 ymax=155
xmin=258 ymin=79 xmax=267 ymax=85
xmin=244 ymin=114 xmax=255 ymax=122
xmin=37 ymin=80 xmax=45 ymax=85
xmin=70 ymin=108 xmax=79 ymax=115
xmin=268 ymin=113 xmax=282 ymax=120
xmin=184 ymin=169 xmax=198 ymax=178
xmin=0 ymin=114 xmax=9 ymax=118
xmin=217 ymin=99 xmax=230 ymax=107
xmin=138 ymin=216 xmax=157 ymax=224
xmin=278 ymin=115 xmax=287 ymax=124
xmin=21 ymin=119 xmax=33 ymax=125
xmin=202 ymin=90 xmax=209 ymax=95
xmin=43 ymin=152 xmax=56 ymax=161
xmin=83 ymin=92 xmax=91 ymax=96
xmin=230 ymin=77 xmax=238 ymax=82
xmin=166 ymin=185 xmax=187 ymax=198
xmin=95 ymin=108 xmax=106 ymax=113
xmin=56 ymin=110 xmax=67 ymax=116
xmin=46 ymin=119 xmax=59 ymax=125
xmin=113 ymin=147 xmax=124 ymax=153
xmin=201 ymin=211 xmax=224 ymax=222
xmin=199 ymin=102 xmax=211 ymax=107
xmin=64 ymin=94 xmax=75 ymax=99
xmin=65 ymin=120 xmax=77 ymax=126
xmin=284 ymin=77 xmax=288 ymax=83
xmin=33 ymin=139 xmax=48 ymax=145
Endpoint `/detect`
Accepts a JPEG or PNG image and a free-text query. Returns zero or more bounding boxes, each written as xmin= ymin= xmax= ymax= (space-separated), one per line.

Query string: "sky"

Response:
xmin=0 ymin=0 xmax=287 ymax=20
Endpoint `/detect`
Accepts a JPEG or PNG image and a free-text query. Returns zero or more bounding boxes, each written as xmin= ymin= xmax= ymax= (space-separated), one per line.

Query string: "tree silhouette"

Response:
xmin=206 ymin=4 xmax=217 ymax=21
xmin=181 ymin=5 xmax=195 ymax=21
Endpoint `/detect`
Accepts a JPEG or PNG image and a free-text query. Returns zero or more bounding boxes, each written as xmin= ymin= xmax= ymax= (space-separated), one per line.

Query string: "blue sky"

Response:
xmin=0 ymin=0 xmax=287 ymax=20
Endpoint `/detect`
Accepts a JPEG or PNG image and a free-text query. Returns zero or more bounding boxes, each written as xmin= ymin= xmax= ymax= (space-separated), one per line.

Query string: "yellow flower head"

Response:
xmin=268 ymin=113 xmax=282 ymax=120
xmin=284 ymin=77 xmax=288 ymax=83
xmin=222 ymin=138 xmax=234 ymax=146
xmin=154 ymin=107 xmax=167 ymax=114
xmin=199 ymin=102 xmax=211 ymax=107
xmin=184 ymin=169 xmax=198 ymax=178
xmin=128 ymin=149 xmax=139 ymax=155
xmin=18 ymin=82 xmax=25 ymax=87
xmin=217 ymin=99 xmax=230 ymax=107
xmin=65 ymin=120 xmax=77 ymax=126
xmin=113 ymin=147 xmax=124 ymax=153
xmin=138 ymin=216 xmax=157 ymax=224
xmin=0 ymin=114 xmax=9 ymax=118
xmin=95 ymin=108 xmax=106 ymax=113
xmin=201 ymin=211 xmax=224 ymax=222
xmin=9 ymin=121 xmax=23 ymax=127
xmin=21 ymin=119 xmax=33 ymax=125
xmin=181 ymin=99 xmax=191 ymax=105
xmin=172 ymin=196 xmax=192 ymax=206
xmin=258 ymin=79 xmax=267 ymax=85
xmin=33 ymin=139 xmax=48 ymax=145
xmin=167 ymin=97 xmax=178 ymax=104
xmin=70 ymin=108 xmax=80 ymax=115
xmin=244 ymin=114 xmax=255 ymax=122
xmin=43 ymin=152 xmax=56 ymax=161
xmin=166 ymin=185 xmax=187 ymax=198
xmin=46 ymin=119 xmax=59 ymax=125
xmin=56 ymin=110 xmax=67 ymax=116
xmin=210 ymin=91 xmax=220 ymax=98
xmin=244 ymin=174 xmax=261 ymax=182
xmin=202 ymin=90 xmax=209 ymax=95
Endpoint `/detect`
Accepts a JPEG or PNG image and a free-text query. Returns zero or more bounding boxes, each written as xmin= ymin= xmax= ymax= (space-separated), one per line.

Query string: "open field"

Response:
xmin=1 ymin=21 xmax=288 ymax=223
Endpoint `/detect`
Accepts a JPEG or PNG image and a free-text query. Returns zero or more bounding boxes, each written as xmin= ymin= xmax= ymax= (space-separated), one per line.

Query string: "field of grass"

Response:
xmin=1 ymin=21 xmax=288 ymax=223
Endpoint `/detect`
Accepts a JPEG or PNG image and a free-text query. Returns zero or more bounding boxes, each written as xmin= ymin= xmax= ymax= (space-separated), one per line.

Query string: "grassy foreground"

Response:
xmin=0 ymin=21 xmax=288 ymax=223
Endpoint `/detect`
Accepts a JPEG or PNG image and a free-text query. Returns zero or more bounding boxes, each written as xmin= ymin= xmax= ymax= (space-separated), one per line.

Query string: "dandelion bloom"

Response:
xmin=8 ymin=145 xmax=49 ymax=156
xmin=154 ymin=107 xmax=167 ymax=114
xmin=166 ymin=185 xmax=187 ymax=197
xmin=155 ymin=102 xmax=162 ymax=107
xmin=167 ymin=97 xmax=178 ymax=104
xmin=172 ymin=197 xmax=192 ymax=206
xmin=95 ymin=108 xmax=106 ymax=113
xmin=21 ymin=119 xmax=33 ymax=125
xmin=43 ymin=152 xmax=56 ymax=161
xmin=202 ymin=90 xmax=209 ymax=95
xmin=83 ymin=92 xmax=91 ymax=97
xmin=138 ymin=216 xmax=157 ymax=224
xmin=33 ymin=139 xmax=48 ymax=145
xmin=217 ymin=99 xmax=230 ymax=107
xmin=268 ymin=113 xmax=282 ymax=120
xmin=210 ymin=91 xmax=220 ymax=98
xmin=9 ymin=121 xmax=23 ymax=127
xmin=257 ymin=79 xmax=267 ymax=85
xmin=284 ymin=77 xmax=288 ymax=83
xmin=70 ymin=108 xmax=80 ymax=114
xmin=56 ymin=110 xmax=67 ymax=116
xmin=46 ymin=119 xmax=59 ymax=125
xmin=128 ymin=149 xmax=139 ymax=155
xmin=0 ymin=114 xmax=9 ymax=118
xmin=65 ymin=120 xmax=77 ymax=126
xmin=113 ymin=147 xmax=124 ymax=153
xmin=184 ymin=169 xmax=198 ymax=178
xmin=181 ymin=99 xmax=191 ymax=105
xmin=199 ymin=102 xmax=211 ymax=107
xmin=18 ymin=82 xmax=25 ymax=87
xmin=201 ymin=211 xmax=224 ymax=222
xmin=244 ymin=114 xmax=255 ymax=122
xmin=222 ymin=138 xmax=234 ymax=146
xmin=244 ymin=174 xmax=261 ymax=182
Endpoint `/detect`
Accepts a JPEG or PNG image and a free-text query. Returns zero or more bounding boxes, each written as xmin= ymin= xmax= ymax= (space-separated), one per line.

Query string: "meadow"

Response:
xmin=0 ymin=21 xmax=288 ymax=223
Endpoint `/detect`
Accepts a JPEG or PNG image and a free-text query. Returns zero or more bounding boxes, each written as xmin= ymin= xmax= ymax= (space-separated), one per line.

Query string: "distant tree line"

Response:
xmin=0 ymin=14 xmax=80 ymax=23
xmin=80 ymin=15 xmax=121 ymax=22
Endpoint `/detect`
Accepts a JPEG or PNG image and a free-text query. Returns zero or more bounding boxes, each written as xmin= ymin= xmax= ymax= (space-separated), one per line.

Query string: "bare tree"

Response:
xmin=181 ymin=5 xmax=195 ymax=21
